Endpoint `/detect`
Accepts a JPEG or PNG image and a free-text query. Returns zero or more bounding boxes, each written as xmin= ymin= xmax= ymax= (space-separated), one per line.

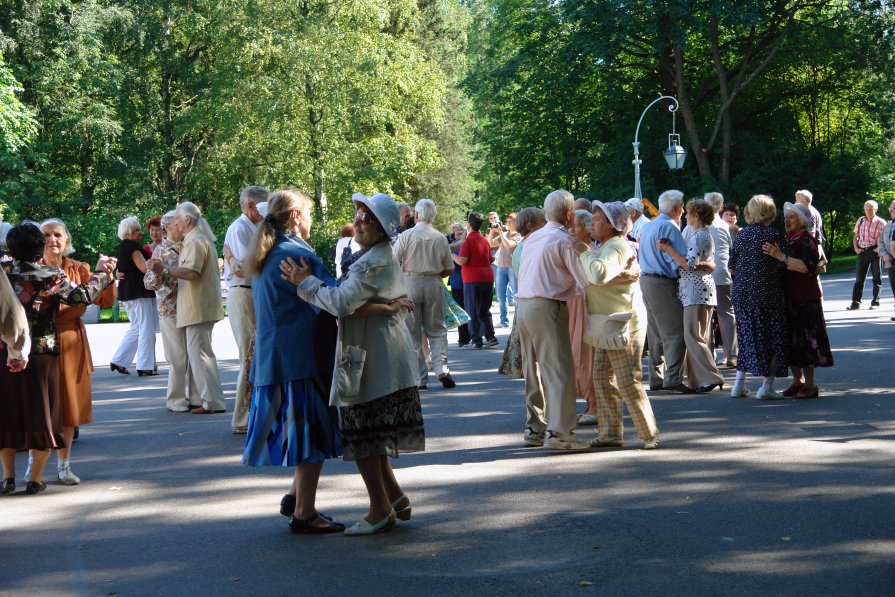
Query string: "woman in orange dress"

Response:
xmin=32 ymin=218 xmax=116 ymax=485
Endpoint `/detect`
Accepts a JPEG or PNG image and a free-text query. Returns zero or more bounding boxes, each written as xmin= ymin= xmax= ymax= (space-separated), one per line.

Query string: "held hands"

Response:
xmin=95 ymin=255 xmax=117 ymax=275
xmin=7 ymin=356 xmax=27 ymax=373
xmin=569 ymin=239 xmax=590 ymax=256
xmin=389 ymin=296 xmax=415 ymax=314
xmin=279 ymin=256 xmax=311 ymax=286
xmin=148 ymin=259 xmax=165 ymax=275
xmin=761 ymin=242 xmax=784 ymax=261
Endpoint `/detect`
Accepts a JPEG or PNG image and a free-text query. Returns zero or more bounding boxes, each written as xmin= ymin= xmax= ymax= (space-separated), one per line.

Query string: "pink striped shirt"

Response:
xmin=854 ymin=215 xmax=885 ymax=249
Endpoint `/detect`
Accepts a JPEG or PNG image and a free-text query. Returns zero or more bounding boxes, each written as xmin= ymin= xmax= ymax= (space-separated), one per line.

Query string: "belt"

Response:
xmin=642 ymin=273 xmax=676 ymax=280
xmin=859 ymin=246 xmax=876 ymax=250
xmin=404 ymin=272 xmax=440 ymax=277
xmin=236 ymin=285 xmax=252 ymax=289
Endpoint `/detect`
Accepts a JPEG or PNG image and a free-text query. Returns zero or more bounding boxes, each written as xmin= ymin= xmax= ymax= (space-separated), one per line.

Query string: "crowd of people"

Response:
xmin=4 ymin=181 xmax=886 ymax=535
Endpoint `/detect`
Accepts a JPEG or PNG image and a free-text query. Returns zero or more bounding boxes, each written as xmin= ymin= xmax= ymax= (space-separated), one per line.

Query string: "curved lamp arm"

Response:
xmin=633 ymin=95 xmax=680 ymax=200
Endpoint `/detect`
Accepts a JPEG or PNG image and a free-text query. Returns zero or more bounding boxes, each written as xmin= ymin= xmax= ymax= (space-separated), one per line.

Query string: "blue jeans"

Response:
xmin=495 ymin=266 xmax=516 ymax=325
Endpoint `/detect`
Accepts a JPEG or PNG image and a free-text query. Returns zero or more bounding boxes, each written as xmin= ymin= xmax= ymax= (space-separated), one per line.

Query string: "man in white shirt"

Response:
xmin=393 ymin=199 xmax=456 ymax=389
xmin=624 ymin=198 xmax=651 ymax=242
xmin=223 ymin=185 xmax=267 ymax=432
xmin=704 ymin=192 xmax=736 ymax=368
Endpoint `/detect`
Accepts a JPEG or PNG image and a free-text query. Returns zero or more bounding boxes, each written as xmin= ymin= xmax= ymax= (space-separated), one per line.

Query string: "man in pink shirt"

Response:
xmin=516 ymin=189 xmax=591 ymax=450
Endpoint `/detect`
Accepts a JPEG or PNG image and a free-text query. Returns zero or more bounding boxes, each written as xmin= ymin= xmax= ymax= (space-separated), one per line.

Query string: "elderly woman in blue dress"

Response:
xmin=281 ymin=192 xmax=424 ymax=536
xmin=657 ymin=198 xmax=725 ymax=393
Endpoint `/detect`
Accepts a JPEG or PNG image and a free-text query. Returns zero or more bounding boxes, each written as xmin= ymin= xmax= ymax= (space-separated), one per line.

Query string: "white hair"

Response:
xmin=704 ymin=192 xmax=724 ymax=212
xmin=177 ymin=202 xmax=217 ymax=243
xmin=865 ymin=199 xmax=879 ymax=210
xmin=117 ymin=216 xmax=141 ymax=240
xmin=544 ymin=189 xmax=575 ymax=223
xmin=795 ymin=189 xmax=813 ymax=204
xmin=239 ymin=185 xmax=269 ymax=212
xmin=657 ymin=190 xmax=684 ymax=214
xmin=574 ymin=209 xmax=592 ymax=229
xmin=414 ymin=199 xmax=437 ymax=223
xmin=40 ymin=218 xmax=76 ymax=256
xmin=160 ymin=210 xmax=177 ymax=230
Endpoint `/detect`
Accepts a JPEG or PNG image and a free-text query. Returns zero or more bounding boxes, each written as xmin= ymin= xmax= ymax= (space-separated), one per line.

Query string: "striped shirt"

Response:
xmin=854 ymin=215 xmax=886 ymax=249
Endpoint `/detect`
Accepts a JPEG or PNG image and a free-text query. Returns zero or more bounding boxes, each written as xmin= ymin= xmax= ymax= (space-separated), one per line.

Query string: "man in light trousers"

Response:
xmin=393 ymin=199 xmax=456 ymax=389
xmin=151 ymin=202 xmax=226 ymax=413
xmin=704 ymin=192 xmax=737 ymax=368
xmin=223 ymin=186 xmax=267 ymax=432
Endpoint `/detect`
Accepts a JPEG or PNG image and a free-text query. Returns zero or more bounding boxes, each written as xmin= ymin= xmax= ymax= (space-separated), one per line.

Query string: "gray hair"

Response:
xmin=865 ymin=199 xmax=879 ymax=210
xmin=177 ymin=202 xmax=217 ymax=243
xmin=795 ymin=189 xmax=813 ymax=204
xmin=544 ymin=189 xmax=575 ymax=223
xmin=704 ymin=192 xmax=724 ymax=213
xmin=117 ymin=216 xmax=141 ymax=240
xmin=240 ymin=185 xmax=269 ymax=212
xmin=414 ymin=199 xmax=437 ymax=223
xmin=657 ymin=190 xmax=684 ymax=214
xmin=40 ymin=218 xmax=75 ymax=256
xmin=574 ymin=209 xmax=592 ymax=229
xmin=449 ymin=221 xmax=464 ymax=233
xmin=160 ymin=210 xmax=177 ymax=230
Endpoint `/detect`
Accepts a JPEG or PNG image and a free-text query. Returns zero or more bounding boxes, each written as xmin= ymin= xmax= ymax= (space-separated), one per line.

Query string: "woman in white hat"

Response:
xmin=761 ymin=202 xmax=833 ymax=398
xmin=573 ymin=201 xmax=659 ymax=450
xmin=280 ymin=192 xmax=424 ymax=536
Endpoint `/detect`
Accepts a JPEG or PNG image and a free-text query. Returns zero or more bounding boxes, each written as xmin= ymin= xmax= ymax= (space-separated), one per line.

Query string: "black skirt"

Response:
xmin=338 ymin=387 xmax=425 ymax=461
xmin=785 ymin=299 xmax=834 ymax=369
xmin=0 ymin=350 xmax=65 ymax=450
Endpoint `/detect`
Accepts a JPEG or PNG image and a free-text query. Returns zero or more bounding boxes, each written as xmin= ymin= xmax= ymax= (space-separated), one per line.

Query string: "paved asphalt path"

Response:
xmin=1 ymin=274 xmax=893 ymax=596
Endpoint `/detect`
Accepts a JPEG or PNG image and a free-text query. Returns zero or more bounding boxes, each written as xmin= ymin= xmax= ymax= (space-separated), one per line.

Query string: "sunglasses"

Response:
xmin=354 ymin=210 xmax=375 ymax=225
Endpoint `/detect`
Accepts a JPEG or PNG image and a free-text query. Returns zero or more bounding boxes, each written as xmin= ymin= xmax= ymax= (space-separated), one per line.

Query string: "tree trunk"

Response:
xmin=305 ymin=75 xmax=325 ymax=218
xmin=80 ymin=141 xmax=95 ymax=210
xmin=672 ymin=44 xmax=712 ymax=180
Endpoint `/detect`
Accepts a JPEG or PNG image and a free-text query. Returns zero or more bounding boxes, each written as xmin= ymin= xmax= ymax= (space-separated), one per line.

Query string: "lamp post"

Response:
xmin=632 ymin=95 xmax=686 ymax=200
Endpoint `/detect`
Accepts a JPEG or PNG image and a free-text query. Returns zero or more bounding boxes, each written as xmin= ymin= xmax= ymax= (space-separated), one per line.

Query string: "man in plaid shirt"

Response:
xmin=847 ymin=200 xmax=886 ymax=310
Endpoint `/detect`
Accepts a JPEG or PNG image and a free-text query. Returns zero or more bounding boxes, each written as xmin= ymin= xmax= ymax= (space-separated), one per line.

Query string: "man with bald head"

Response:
xmin=515 ymin=189 xmax=591 ymax=450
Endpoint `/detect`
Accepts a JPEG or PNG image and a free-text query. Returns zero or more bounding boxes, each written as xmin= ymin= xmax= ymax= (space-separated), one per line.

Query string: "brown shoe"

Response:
xmin=782 ymin=383 xmax=804 ymax=397
xmin=191 ymin=406 xmax=225 ymax=414
xmin=795 ymin=386 xmax=819 ymax=399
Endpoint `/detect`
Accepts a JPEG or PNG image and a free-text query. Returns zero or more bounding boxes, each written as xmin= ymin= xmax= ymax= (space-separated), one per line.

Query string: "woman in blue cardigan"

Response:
xmin=242 ymin=189 xmax=409 ymax=534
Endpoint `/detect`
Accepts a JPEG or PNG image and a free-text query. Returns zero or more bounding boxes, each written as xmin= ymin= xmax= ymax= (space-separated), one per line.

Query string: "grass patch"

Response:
xmin=823 ymin=253 xmax=857 ymax=276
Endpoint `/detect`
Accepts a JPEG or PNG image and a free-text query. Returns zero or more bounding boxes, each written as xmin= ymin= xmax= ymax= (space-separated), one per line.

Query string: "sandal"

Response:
xmin=391 ymin=494 xmax=412 ymax=521
xmin=782 ymin=383 xmax=804 ymax=397
xmin=288 ymin=514 xmax=345 ymax=534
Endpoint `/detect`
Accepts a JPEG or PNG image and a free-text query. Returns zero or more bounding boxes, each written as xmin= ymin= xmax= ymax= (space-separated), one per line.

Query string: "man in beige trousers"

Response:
xmin=152 ymin=202 xmax=226 ymax=414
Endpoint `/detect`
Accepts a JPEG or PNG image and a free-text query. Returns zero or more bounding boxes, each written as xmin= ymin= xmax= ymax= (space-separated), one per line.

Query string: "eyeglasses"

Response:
xmin=354 ymin=210 xmax=373 ymax=225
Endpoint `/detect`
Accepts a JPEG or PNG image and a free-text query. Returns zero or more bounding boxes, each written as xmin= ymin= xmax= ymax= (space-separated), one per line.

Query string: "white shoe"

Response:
xmin=642 ymin=436 xmax=660 ymax=450
xmin=23 ymin=454 xmax=33 ymax=483
xmin=756 ymin=386 xmax=784 ymax=400
xmin=543 ymin=431 xmax=591 ymax=451
xmin=57 ymin=463 xmax=81 ymax=485
xmin=730 ymin=381 xmax=750 ymax=398
xmin=523 ymin=426 xmax=545 ymax=447
xmin=344 ymin=509 xmax=397 ymax=536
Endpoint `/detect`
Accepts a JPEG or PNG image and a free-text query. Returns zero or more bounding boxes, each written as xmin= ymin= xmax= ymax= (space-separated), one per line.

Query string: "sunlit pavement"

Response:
xmin=1 ymin=275 xmax=893 ymax=595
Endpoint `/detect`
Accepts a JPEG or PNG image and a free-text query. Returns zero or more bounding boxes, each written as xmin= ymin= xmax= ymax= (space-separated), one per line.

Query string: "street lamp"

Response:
xmin=632 ymin=95 xmax=686 ymax=200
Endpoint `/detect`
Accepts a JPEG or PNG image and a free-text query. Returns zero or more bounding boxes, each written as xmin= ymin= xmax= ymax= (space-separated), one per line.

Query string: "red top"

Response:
xmin=459 ymin=231 xmax=494 ymax=283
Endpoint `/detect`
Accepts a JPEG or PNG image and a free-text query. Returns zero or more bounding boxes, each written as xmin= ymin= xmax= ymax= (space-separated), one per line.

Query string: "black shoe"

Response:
xmin=280 ymin=494 xmax=296 ymax=517
xmin=24 ymin=481 xmax=47 ymax=495
xmin=665 ymin=383 xmax=697 ymax=394
xmin=137 ymin=369 xmax=159 ymax=376
xmin=289 ymin=514 xmax=345 ymax=534
xmin=870 ymin=301 xmax=880 ymax=309
xmin=846 ymin=302 xmax=860 ymax=310
xmin=697 ymin=382 xmax=724 ymax=393
xmin=1 ymin=478 xmax=14 ymax=495
xmin=417 ymin=385 xmax=428 ymax=391
xmin=438 ymin=373 xmax=456 ymax=389
xmin=110 ymin=363 xmax=130 ymax=375
xmin=649 ymin=384 xmax=663 ymax=391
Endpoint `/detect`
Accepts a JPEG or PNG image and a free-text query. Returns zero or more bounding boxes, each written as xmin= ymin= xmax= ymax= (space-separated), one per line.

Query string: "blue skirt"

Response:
xmin=242 ymin=378 xmax=342 ymax=466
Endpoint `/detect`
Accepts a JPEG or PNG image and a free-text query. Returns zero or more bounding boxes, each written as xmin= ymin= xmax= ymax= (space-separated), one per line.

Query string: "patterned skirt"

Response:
xmin=242 ymin=377 xmax=341 ymax=467
xmin=733 ymin=305 xmax=789 ymax=377
xmin=785 ymin=299 xmax=834 ymax=368
xmin=338 ymin=387 xmax=425 ymax=461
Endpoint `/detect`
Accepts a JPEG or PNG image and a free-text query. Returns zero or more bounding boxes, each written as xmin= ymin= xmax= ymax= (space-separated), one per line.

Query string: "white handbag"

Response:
xmin=585 ymin=311 xmax=633 ymax=350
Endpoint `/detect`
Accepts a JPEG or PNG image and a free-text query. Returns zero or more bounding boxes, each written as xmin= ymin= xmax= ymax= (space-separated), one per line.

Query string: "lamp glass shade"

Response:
xmin=664 ymin=134 xmax=686 ymax=170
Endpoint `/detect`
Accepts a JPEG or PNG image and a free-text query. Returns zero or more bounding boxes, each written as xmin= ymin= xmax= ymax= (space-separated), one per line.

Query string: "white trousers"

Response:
xmin=403 ymin=275 xmax=449 ymax=386
xmin=159 ymin=316 xmax=200 ymax=410
xmin=184 ymin=321 xmax=226 ymax=411
xmin=111 ymin=297 xmax=158 ymax=371
xmin=227 ymin=287 xmax=255 ymax=429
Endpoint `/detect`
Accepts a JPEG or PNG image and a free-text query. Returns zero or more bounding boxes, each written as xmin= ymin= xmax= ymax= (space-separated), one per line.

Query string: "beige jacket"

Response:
xmin=176 ymin=229 xmax=224 ymax=328
xmin=298 ymin=241 xmax=418 ymax=407
xmin=0 ymin=267 xmax=30 ymax=359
